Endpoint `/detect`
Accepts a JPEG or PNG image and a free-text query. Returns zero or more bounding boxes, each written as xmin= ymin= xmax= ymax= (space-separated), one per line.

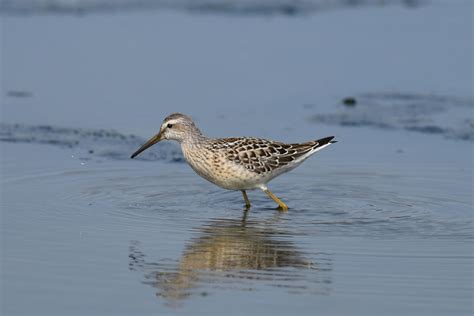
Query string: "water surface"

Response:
xmin=2 ymin=140 xmax=472 ymax=315
xmin=1 ymin=1 xmax=473 ymax=315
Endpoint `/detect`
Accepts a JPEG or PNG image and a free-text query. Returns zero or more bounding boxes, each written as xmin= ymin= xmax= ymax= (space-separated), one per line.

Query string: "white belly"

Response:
xmin=182 ymin=145 xmax=263 ymax=190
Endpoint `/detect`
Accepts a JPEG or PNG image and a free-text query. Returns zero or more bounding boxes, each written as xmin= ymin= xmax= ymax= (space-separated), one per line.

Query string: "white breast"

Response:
xmin=181 ymin=143 xmax=263 ymax=190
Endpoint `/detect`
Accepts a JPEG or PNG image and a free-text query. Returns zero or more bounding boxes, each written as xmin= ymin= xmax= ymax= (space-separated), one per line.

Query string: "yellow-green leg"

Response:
xmin=263 ymin=188 xmax=288 ymax=211
xmin=241 ymin=190 xmax=251 ymax=208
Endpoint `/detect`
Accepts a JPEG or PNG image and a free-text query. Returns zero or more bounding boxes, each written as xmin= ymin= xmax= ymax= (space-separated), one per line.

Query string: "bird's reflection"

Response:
xmin=129 ymin=210 xmax=332 ymax=303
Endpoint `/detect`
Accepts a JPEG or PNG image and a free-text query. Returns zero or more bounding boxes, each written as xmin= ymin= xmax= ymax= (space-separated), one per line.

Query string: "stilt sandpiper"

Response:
xmin=131 ymin=113 xmax=336 ymax=210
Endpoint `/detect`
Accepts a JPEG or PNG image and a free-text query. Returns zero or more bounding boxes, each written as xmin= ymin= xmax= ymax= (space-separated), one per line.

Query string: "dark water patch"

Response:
xmin=311 ymin=93 xmax=474 ymax=141
xmin=0 ymin=123 xmax=184 ymax=162
xmin=0 ymin=0 xmax=424 ymax=16
xmin=5 ymin=90 xmax=34 ymax=98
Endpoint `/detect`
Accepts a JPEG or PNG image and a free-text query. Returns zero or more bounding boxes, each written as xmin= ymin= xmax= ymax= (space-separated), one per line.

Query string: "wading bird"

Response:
xmin=131 ymin=113 xmax=336 ymax=210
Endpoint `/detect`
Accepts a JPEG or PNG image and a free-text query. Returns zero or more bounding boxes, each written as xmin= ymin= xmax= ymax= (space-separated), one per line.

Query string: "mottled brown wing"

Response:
xmin=211 ymin=137 xmax=316 ymax=175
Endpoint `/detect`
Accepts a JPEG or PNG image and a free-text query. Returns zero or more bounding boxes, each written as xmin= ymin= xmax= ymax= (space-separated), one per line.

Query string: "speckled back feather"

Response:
xmin=209 ymin=136 xmax=335 ymax=175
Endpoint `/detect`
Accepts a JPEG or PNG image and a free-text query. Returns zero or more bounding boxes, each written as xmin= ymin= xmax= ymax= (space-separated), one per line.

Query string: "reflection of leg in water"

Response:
xmin=241 ymin=208 xmax=249 ymax=224
xmin=128 ymin=240 xmax=146 ymax=272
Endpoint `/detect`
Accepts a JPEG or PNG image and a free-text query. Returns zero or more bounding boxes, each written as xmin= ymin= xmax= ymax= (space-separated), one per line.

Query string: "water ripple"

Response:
xmin=128 ymin=216 xmax=333 ymax=304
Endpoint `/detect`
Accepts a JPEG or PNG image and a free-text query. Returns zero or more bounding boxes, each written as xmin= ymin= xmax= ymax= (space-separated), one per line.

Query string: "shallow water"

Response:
xmin=2 ymin=140 xmax=472 ymax=315
xmin=1 ymin=1 xmax=473 ymax=315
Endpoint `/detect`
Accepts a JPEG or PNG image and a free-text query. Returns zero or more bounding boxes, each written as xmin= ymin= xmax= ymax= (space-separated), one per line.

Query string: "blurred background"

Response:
xmin=1 ymin=0 xmax=472 ymax=315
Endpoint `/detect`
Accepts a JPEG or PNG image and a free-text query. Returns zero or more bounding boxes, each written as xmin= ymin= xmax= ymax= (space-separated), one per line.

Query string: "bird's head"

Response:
xmin=130 ymin=113 xmax=201 ymax=159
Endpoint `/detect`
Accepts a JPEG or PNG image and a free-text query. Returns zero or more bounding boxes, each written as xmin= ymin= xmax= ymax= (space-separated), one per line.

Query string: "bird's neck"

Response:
xmin=180 ymin=134 xmax=210 ymax=170
xmin=181 ymin=132 xmax=208 ymax=150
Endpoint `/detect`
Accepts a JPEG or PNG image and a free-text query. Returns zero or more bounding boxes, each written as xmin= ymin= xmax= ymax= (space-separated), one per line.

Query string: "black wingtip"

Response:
xmin=316 ymin=136 xmax=336 ymax=147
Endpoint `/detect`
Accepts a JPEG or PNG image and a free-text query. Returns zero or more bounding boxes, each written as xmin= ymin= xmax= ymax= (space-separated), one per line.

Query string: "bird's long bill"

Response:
xmin=130 ymin=131 xmax=163 ymax=159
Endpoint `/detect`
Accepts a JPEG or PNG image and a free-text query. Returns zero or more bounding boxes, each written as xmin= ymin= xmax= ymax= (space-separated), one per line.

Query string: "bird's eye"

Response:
xmin=167 ymin=123 xmax=173 ymax=128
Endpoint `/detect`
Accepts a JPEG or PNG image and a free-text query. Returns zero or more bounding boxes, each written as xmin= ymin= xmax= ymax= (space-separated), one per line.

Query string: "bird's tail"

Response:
xmin=289 ymin=136 xmax=337 ymax=160
xmin=311 ymin=136 xmax=337 ymax=153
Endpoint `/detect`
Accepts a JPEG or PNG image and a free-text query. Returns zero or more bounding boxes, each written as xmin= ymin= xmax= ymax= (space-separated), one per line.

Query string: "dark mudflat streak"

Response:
xmin=0 ymin=123 xmax=184 ymax=162
xmin=310 ymin=93 xmax=474 ymax=141
xmin=0 ymin=0 xmax=423 ymax=16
